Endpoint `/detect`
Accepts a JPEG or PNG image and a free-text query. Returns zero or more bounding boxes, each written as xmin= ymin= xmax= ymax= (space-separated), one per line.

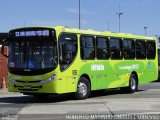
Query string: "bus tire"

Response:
xmin=75 ymin=77 xmax=91 ymax=100
xmin=128 ymin=74 xmax=138 ymax=93
xmin=120 ymin=74 xmax=138 ymax=93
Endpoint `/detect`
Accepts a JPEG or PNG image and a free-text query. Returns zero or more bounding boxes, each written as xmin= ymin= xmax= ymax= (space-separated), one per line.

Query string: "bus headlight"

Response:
xmin=39 ymin=74 xmax=56 ymax=85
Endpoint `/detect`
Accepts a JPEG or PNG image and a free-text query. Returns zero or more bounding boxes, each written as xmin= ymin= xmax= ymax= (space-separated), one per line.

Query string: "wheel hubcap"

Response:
xmin=78 ymin=82 xmax=87 ymax=97
xmin=131 ymin=78 xmax=136 ymax=90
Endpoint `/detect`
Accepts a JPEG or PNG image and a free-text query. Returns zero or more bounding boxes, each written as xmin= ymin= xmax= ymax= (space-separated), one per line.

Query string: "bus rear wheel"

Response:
xmin=120 ymin=74 xmax=138 ymax=93
xmin=129 ymin=74 xmax=138 ymax=93
xmin=75 ymin=77 xmax=91 ymax=100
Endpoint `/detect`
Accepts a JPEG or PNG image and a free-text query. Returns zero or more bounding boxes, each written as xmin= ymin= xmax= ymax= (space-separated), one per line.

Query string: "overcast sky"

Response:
xmin=0 ymin=0 xmax=159 ymax=36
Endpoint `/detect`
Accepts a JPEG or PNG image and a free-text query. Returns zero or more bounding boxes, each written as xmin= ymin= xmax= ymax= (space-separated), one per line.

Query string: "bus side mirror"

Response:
xmin=1 ymin=39 xmax=9 ymax=58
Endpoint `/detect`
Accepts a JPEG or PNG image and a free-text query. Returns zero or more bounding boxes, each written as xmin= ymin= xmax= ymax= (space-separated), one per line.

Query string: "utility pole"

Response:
xmin=79 ymin=0 xmax=81 ymax=29
xmin=144 ymin=26 xmax=148 ymax=36
xmin=116 ymin=5 xmax=123 ymax=32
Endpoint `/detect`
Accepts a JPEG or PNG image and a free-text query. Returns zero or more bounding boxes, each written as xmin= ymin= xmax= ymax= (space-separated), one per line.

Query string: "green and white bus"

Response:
xmin=4 ymin=26 xmax=158 ymax=99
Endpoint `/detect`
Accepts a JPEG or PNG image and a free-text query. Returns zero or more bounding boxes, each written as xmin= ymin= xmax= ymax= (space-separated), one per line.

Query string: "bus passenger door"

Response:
xmin=59 ymin=33 xmax=78 ymax=93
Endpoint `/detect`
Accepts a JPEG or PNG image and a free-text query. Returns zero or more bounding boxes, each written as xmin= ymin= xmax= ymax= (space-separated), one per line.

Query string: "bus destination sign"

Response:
xmin=14 ymin=30 xmax=50 ymax=37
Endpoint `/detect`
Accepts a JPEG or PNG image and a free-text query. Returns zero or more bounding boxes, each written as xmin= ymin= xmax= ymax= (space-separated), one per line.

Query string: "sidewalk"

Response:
xmin=0 ymin=88 xmax=9 ymax=95
xmin=0 ymin=88 xmax=21 ymax=96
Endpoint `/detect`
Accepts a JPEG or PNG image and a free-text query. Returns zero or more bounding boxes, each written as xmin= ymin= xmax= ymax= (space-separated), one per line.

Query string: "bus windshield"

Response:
xmin=8 ymin=38 xmax=58 ymax=70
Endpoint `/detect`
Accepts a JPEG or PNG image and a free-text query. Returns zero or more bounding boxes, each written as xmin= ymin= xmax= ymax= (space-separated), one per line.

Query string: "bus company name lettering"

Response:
xmin=91 ymin=64 xmax=104 ymax=71
xmin=119 ymin=64 xmax=139 ymax=70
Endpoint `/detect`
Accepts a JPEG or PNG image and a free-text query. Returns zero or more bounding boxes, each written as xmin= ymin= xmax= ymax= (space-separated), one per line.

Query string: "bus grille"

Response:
xmin=14 ymin=80 xmax=42 ymax=91
xmin=14 ymin=85 xmax=42 ymax=91
xmin=15 ymin=80 xmax=41 ymax=83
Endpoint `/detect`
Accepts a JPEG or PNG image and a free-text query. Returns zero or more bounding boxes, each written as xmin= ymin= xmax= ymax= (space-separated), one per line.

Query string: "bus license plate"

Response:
xmin=23 ymin=85 xmax=32 ymax=89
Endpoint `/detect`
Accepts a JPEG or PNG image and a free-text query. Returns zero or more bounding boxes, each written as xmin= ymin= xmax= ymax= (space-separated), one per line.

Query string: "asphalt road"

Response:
xmin=0 ymin=82 xmax=160 ymax=120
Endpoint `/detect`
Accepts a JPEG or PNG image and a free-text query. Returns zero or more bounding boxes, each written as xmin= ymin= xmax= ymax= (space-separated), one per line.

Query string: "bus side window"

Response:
xmin=96 ymin=37 xmax=109 ymax=60
xmin=80 ymin=36 xmax=95 ymax=60
xmin=123 ymin=39 xmax=135 ymax=59
xmin=146 ymin=41 xmax=156 ymax=59
xmin=136 ymin=40 xmax=146 ymax=59
xmin=110 ymin=38 xmax=122 ymax=59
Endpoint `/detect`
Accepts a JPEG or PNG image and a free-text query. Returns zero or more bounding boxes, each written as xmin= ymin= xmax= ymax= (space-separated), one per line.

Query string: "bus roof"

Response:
xmin=54 ymin=26 xmax=155 ymax=40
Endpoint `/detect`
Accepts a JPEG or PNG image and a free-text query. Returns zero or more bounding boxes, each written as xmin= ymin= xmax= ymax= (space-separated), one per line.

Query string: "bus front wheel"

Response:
xmin=75 ymin=77 xmax=91 ymax=100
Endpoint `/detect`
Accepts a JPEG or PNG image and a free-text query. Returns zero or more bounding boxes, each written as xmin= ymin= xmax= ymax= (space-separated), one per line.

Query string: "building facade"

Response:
xmin=0 ymin=33 xmax=8 ymax=88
